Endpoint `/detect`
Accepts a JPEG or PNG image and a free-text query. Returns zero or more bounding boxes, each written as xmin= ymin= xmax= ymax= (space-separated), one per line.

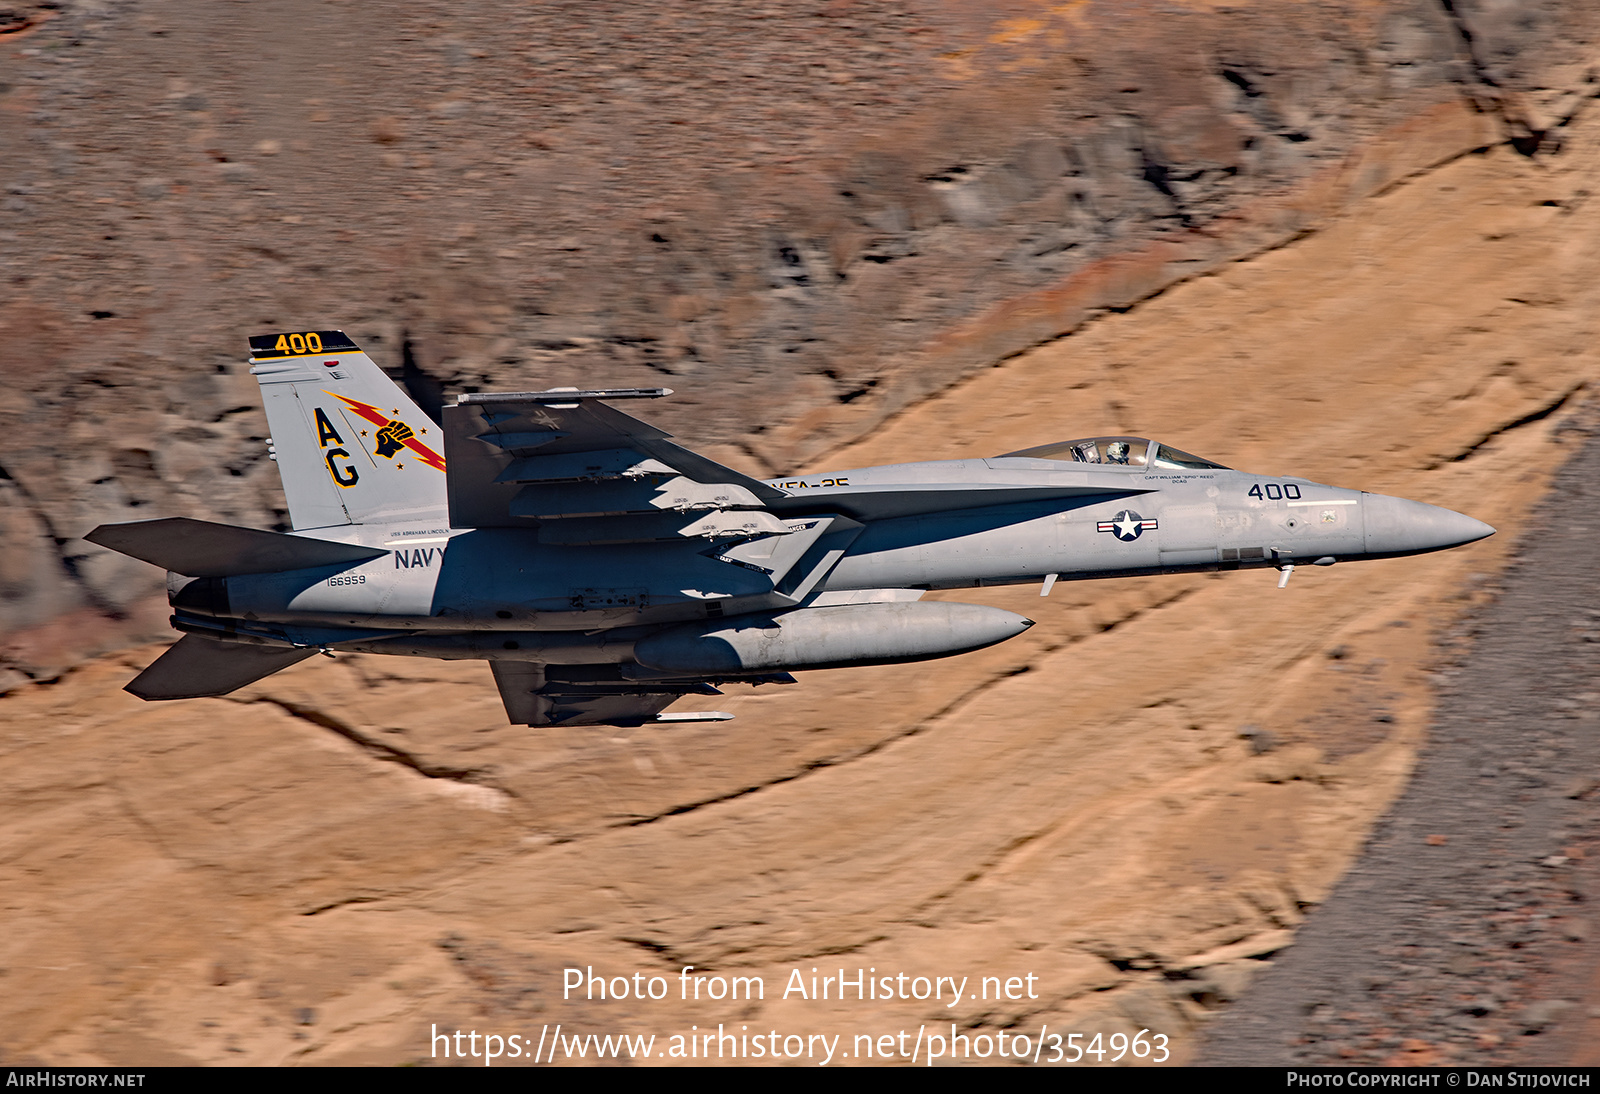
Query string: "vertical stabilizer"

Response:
xmin=249 ymin=331 xmax=449 ymax=530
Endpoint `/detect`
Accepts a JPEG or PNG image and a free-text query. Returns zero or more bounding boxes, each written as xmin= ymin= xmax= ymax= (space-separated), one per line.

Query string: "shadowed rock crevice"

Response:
xmin=238 ymin=696 xmax=487 ymax=784
xmin=616 ymin=936 xmax=696 ymax=968
xmin=0 ymin=458 xmax=121 ymax=623
xmin=1435 ymin=0 xmax=1577 ymax=155
xmin=1439 ymin=0 xmax=1509 ymax=100
xmin=1431 ymin=381 xmax=1588 ymax=468
xmin=300 ymin=895 xmax=387 ymax=917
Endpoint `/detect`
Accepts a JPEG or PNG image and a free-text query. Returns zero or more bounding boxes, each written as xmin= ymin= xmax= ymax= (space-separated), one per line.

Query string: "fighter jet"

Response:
xmin=86 ymin=330 xmax=1494 ymax=727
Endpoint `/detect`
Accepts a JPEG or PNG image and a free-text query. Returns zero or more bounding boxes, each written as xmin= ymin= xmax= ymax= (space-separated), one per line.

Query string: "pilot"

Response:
xmin=1106 ymin=441 xmax=1130 ymax=464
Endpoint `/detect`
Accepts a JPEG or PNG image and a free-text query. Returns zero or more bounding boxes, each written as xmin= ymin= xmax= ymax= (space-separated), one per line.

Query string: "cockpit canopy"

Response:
xmin=999 ymin=436 xmax=1228 ymax=470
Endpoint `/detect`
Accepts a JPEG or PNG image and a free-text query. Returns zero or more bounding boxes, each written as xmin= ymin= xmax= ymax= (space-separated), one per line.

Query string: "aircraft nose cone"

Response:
xmin=1363 ymin=493 xmax=1495 ymax=557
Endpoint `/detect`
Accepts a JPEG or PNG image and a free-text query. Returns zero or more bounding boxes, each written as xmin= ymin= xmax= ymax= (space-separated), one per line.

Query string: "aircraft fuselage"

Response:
xmin=171 ymin=456 xmax=1487 ymax=645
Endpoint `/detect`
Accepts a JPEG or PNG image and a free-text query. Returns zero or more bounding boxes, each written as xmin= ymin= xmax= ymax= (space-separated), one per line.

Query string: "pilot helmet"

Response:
xmin=1106 ymin=441 xmax=1129 ymax=463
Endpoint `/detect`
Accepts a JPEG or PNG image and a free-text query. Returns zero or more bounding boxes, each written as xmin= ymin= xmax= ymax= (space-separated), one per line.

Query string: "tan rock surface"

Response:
xmin=3 ymin=104 xmax=1598 ymax=1063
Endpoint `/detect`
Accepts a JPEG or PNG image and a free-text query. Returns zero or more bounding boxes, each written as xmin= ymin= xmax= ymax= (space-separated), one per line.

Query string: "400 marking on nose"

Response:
xmin=1248 ymin=483 xmax=1302 ymax=500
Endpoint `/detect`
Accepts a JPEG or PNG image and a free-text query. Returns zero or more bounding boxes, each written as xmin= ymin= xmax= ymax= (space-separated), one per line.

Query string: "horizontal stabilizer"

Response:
xmin=86 ymin=517 xmax=387 ymax=577
xmin=126 ymin=635 xmax=317 ymax=700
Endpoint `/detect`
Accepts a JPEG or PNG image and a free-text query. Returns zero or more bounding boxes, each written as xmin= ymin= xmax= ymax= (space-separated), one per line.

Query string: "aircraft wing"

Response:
xmin=443 ymin=389 xmax=787 ymax=538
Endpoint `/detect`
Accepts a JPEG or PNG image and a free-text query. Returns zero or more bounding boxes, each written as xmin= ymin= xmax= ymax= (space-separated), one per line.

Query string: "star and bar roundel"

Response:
xmin=1097 ymin=510 xmax=1159 ymax=541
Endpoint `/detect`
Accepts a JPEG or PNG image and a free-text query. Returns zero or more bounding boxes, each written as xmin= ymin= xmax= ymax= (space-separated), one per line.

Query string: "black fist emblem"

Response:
xmin=374 ymin=420 xmax=415 ymax=459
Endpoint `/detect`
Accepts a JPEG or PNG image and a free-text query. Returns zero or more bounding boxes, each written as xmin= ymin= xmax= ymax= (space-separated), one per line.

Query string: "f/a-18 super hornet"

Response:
xmin=87 ymin=330 xmax=1494 ymax=727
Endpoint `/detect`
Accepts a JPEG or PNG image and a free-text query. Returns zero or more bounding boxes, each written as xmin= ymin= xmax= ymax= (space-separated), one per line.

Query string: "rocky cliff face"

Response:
xmin=3 ymin=0 xmax=1596 ymax=680
xmin=4 ymin=1 xmax=1600 ymax=1067
xmin=3 ymin=119 xmax=1597 ymax=1064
